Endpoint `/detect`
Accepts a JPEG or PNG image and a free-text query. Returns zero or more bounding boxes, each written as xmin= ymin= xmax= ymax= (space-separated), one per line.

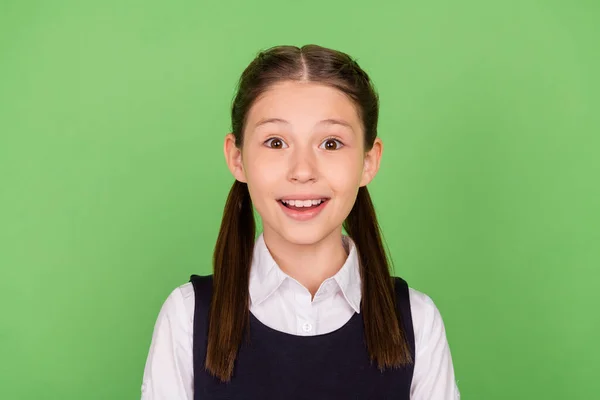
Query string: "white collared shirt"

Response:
xmin=142 ymin=234 xmax=460 ymax=399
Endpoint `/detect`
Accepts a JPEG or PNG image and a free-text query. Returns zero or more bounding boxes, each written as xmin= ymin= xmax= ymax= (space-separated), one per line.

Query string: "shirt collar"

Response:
xmin=333 ymin=235 xmax=362 ymax=313
xmin=248 ymin=233 xmax=362 ymax=313
xmin=248 ymin=234 xmax=287 ymax=306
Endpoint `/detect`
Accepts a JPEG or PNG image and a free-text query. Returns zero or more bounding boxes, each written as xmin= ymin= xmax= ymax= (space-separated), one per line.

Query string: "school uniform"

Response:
xmin=142 ymin=234 xmax=460 ymax=399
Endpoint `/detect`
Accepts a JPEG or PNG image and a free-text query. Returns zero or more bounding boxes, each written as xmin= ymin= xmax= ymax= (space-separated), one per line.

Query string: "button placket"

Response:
xmin=302 ymin=322 xmax=313 ymax=333
xmin=293 ymin=283 xmax=314 ymax=336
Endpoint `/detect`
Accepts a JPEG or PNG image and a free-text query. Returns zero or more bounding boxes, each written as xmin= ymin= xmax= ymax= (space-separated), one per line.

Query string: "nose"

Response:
xmin=287 ymin=145 xmax=317 ymax=183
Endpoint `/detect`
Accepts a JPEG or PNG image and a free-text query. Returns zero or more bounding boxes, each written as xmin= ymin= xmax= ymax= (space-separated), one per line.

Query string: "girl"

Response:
xmin=142 ymin=44 xmax=460 ymax=399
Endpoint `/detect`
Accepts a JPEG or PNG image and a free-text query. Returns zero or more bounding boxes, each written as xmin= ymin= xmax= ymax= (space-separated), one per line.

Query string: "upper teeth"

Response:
xmin=282 ymin=199 xmax=324 ymax=207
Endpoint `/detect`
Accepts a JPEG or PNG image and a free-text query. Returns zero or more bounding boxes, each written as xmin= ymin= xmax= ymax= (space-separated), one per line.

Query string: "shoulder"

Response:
xmin=176 ymin=282 xmax=196 ymax=323
xmin=153 ymin=282 xmax=196 ymax=329
xmin=405 ymin=286 xmax=460 ymax=397
xmin=407 ymin=287 xmax=449 ymax=355
xmin=162 ymin=281 xmax=195 ymax=307
xmin=178 ymin=281 xmax=195 ymax=301
xmin=407 ymin=286 xmax=437 ymax=318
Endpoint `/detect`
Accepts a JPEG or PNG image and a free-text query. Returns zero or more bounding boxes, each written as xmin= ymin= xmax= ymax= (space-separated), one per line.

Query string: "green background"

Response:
xmin=1 ymin=0 xmax=598 ymax=398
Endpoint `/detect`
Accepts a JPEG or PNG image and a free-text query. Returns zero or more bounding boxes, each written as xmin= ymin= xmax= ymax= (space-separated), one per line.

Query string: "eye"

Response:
xmin=264 ymin=137 xmax=288 ymax=149
xmin=319 ymin=138 xmax=344 ymax=151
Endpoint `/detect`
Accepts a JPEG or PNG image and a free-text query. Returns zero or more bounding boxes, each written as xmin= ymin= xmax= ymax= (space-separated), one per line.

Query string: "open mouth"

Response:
xmin=279 ymin=198 xmax=329 ymax=211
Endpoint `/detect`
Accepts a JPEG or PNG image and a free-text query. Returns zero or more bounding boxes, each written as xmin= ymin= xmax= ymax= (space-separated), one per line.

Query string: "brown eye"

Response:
xmin=265 ymin=138 xmax=288 ymax=149
xmin=320 ymin=138 xmax=343 ymax=151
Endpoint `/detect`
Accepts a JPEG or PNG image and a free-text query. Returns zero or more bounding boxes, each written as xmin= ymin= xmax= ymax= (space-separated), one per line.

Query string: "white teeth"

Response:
xmin=281 ymin=199 xmax=324 ymax=207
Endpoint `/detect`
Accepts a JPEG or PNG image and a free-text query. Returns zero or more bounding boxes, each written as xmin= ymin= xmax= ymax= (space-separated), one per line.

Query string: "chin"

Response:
xmin=269 ymin=224 xmax=339 ymax=247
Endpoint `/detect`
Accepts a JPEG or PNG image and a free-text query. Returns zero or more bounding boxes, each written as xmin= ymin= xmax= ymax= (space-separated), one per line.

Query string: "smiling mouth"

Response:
xmin=278 ymin=198 xmax=329 ymax=211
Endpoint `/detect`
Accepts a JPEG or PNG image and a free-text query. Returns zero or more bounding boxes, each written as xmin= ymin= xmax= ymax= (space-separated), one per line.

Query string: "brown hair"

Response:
xmin=208 ymin=44 xmax=412 ymax=382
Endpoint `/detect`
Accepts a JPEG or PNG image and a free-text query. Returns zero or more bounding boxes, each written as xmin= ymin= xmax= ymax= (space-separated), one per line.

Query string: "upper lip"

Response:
xmin=278 ymin=195 xmax=330 ymax=201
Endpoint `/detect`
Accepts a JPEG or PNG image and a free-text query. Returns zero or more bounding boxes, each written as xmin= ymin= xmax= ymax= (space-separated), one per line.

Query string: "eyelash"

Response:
xmin=263 ymin=136 xmax=345 ymax=150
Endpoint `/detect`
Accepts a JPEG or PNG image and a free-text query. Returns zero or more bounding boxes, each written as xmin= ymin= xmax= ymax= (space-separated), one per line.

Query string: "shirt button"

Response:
xmin=302 ymin=322 xmax=312 ymax=333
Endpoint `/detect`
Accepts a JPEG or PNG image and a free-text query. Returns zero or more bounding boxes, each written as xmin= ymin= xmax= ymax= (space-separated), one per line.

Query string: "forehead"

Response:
xmin=245 ymin=81 xmax=362 ymax=132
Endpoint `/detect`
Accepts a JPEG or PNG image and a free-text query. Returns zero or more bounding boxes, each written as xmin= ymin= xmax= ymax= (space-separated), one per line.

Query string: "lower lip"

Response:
xmin=278 ymin=199 xmax=329 ymax=221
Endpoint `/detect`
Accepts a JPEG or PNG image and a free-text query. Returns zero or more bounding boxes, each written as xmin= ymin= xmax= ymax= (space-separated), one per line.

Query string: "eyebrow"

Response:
xmin=253 ymin=118 xmax=355 ymax=132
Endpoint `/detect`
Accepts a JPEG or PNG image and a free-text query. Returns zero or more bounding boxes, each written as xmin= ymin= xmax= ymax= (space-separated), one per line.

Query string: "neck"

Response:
xmin=262 ymin=228 xmax=348 ymax=298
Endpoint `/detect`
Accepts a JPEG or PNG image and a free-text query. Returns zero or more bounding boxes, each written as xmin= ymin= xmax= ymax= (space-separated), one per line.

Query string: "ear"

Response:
xmin=224 ymin=133 xmax=247 ymax=183
xmin=359 ymin=138 xmax=383 ymax=187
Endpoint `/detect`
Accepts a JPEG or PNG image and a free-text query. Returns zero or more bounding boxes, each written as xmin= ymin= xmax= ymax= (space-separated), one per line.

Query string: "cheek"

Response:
xmin=322 ymin=157 xmax=364 ymax=190
xmin=322 ymin=165 xmax=362 ymax=217
xmin=244 ymin=154 xmax=282 ymax=203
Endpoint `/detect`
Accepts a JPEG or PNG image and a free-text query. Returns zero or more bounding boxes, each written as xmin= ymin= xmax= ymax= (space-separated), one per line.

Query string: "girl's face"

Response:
xmin=225 ymin=80 xmax=382 ymax=246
